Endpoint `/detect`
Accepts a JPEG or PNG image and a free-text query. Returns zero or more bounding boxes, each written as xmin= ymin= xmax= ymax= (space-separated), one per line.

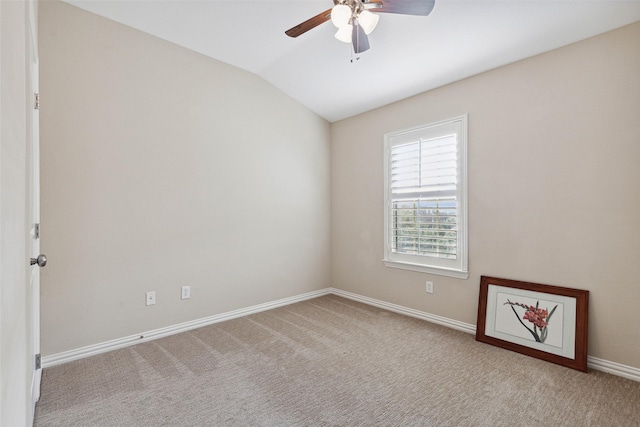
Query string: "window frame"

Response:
xmin=383 ymin=115 xmax=468 ymax=279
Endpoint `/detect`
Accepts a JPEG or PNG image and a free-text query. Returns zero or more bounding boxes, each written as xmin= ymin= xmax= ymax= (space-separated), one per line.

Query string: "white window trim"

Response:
xmin=383 ymin=115 xmax=468 ymax=279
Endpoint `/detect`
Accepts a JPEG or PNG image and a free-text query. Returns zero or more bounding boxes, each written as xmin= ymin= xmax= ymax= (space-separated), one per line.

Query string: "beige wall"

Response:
xmin=39 ymin=1 xmax=331 ymax=356
xmin=331 ymin=22 xmax=640 ymax=369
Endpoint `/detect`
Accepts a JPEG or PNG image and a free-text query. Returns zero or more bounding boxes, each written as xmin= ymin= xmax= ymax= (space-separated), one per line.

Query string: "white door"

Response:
xmin=27 ymin=0 xmax=42 ymax=411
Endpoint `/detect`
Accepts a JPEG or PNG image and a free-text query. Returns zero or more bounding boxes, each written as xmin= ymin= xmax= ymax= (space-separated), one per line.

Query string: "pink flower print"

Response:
xmin=504 ymin=299 xmax=557 ymax=343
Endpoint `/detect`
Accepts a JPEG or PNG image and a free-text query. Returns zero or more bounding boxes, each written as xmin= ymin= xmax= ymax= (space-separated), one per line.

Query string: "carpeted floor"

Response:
xmin=35 ymin=295 xmax=640 ymax=426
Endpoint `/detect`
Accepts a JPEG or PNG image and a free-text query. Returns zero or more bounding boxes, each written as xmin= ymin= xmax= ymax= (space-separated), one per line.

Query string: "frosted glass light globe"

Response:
xmin=331 ymin=4 xmax=351 ymax=28
xmin=335 ymin=24 xmax=353 ymax=43
xmin=358 ymin=10 xmax=379 ymax=35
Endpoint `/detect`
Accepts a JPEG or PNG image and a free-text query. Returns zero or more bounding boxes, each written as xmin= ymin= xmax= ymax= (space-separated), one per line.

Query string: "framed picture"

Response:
xmin=476 ymin=276 xmax=589 ymax=372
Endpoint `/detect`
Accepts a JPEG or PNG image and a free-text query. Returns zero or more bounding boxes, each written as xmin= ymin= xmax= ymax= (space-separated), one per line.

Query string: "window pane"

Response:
xmin=391 ymin=197 xmax=458 ymax=259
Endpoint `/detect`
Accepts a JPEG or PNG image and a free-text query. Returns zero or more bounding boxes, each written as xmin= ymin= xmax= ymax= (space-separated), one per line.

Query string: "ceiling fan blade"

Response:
xmin=352 ymin=22 xmax=370 ymax=54
xmin=285 ymin=8 xmax=332 ymax=38
xmin=369 ymin=0 xmax=435 ymax=16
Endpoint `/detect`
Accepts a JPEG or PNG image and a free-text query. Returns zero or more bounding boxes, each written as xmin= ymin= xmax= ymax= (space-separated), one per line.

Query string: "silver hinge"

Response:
xmin=34 ymin=93 xmax=39 ymax=110
xmin=35 ymin=223 xmax=40 ymax=239
xmin=35 ymin=353 xmax=41 ymax=370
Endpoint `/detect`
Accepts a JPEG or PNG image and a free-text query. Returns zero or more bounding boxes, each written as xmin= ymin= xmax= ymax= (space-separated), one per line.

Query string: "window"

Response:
xmin=383 ymin=115 xmax=468 ymax=278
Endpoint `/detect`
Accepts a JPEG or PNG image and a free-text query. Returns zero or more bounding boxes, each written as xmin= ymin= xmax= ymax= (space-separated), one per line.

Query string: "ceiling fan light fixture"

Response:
xmin=358 ymin=10 xmax=379 ymax=35
xmin=335 ymin=24 xmax=353 ymax=43
xmin=285 ymin=0 xmax=436 ymax=56
xmin=331 ymin=4 xmax=352 ymax=28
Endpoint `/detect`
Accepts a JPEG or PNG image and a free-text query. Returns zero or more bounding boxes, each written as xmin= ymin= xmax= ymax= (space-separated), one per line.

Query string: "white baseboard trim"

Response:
xmin=43 ymin=287 xmax=640 ymax=382
xmin=587 ymin=356 xmax=640 ymax=382
xmin=329 ymin=288 xmax=477 ymax=335
xmin=42 ymin=288 xmax=331 ymax=368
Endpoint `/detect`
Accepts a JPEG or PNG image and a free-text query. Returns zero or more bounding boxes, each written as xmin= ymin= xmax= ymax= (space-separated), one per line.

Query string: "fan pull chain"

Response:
xmin=350 ymin=48 xmax=360 ymax=63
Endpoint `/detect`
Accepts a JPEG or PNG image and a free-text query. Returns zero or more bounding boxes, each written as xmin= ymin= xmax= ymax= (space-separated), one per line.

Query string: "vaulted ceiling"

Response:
xmin=64 ymin=1 xmax=640 ymax=122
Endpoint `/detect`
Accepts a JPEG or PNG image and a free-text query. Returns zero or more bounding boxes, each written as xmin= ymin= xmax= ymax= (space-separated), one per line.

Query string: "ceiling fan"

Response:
xmin=285 ymin=0 xmax=436 ymax=54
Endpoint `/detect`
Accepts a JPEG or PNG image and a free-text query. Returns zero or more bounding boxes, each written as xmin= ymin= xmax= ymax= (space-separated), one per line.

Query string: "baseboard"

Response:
xmin=43 ymin=287 xmax=640 ymax=382
xmin=42 ymin=288 xmax=331 ymax=368
xmin=329 ymin=288 xmax=477 ymax=335
xmin=587 ymin=356 xmax=640 ymax=382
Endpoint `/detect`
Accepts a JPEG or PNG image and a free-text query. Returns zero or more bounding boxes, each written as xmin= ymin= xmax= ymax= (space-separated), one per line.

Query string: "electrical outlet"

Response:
xmin=146 ymin=291 xmax=156 ymax=306
xmin=181 ymin=285 xmax=190 ymax=300
xmin=426 ymin=281 xmax=434 ymax=294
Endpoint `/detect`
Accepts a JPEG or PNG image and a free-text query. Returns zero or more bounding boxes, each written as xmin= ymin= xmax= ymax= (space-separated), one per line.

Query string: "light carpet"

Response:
xmin=35 ymin=295 xmax=640 ymax=426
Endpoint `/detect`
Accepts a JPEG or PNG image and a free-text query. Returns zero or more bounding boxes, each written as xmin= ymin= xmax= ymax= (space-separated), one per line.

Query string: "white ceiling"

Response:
xmin=63 ymin=0 xmax=640 ymax=122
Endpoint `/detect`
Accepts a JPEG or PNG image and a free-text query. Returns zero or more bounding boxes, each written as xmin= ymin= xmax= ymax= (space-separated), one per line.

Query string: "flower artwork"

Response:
xmin=477 ymin=277 xmax=589 ymax=372
xmin=504 ymin=300 xmax=558 ymax=343
xmin=492 ymin=291 xmax=564 ymax=349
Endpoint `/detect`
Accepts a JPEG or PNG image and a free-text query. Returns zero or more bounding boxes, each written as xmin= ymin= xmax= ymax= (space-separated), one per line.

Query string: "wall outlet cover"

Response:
xmin=146 ymin=291 xmax=156 ymax=306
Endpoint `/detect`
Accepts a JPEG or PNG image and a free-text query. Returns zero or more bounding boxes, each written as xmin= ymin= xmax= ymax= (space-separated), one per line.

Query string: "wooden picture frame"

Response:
xmin=476 ymin=276 xmax=589 ymax=372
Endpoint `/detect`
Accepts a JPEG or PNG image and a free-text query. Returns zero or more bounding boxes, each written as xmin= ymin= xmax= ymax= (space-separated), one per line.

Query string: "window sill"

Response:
xmin=383 ymin=259 xmax=469 ymax=279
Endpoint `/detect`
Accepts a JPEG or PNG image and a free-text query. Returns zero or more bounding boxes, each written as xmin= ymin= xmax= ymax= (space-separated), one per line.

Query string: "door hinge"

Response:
xmin=34 ymin=223 xmax=40 ymax=239
xmin=34 ymin=93 xmax=39 ymax=110
xmin=35 ymin=353 xmax=41 ymax=370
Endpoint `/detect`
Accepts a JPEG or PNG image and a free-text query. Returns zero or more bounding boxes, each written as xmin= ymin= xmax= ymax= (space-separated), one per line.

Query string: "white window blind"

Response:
xmin=391 ymin=135 xmax=458 ymax=258
xmin=384 ymin=116 xmax=468 ymax=278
